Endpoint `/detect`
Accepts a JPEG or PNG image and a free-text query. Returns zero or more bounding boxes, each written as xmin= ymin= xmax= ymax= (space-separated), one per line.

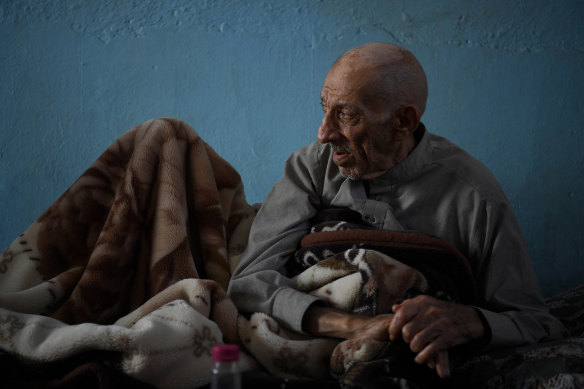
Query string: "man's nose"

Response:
xmin=317 ymin=112 xmax=338 ymax=144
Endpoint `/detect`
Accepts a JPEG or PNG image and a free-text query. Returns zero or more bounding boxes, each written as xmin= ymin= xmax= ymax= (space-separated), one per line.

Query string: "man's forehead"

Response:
xmin=326 ymin=57 xmax=390 ymax=86
xmin=320 ymin=83 xmax=359 ymax=105
xmin=321 ymin=69 xmax=389 ymax=106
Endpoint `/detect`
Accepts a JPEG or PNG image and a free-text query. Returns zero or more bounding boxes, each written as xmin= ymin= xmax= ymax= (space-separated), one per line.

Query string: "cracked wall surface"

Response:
xmin=0 ymin=0 xmax=583 ymax=295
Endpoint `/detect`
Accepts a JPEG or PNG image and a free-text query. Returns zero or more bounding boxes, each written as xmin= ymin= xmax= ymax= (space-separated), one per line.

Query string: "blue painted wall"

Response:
xmin=1 ymin=0 xmax=583 ymax=296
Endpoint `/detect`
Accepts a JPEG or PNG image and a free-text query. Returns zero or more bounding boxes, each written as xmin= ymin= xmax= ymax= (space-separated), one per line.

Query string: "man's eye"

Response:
xmin=338 ymin=110 xmax=355 ymax=120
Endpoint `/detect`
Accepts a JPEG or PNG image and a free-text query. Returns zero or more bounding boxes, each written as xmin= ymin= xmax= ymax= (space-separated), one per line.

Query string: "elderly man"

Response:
xmin=228 ymin=42 xmax=566 ymax=380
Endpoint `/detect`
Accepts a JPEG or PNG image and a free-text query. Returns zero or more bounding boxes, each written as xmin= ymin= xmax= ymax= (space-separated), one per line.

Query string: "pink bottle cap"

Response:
xmin=212 ymin=344 xmax=240 ymax=362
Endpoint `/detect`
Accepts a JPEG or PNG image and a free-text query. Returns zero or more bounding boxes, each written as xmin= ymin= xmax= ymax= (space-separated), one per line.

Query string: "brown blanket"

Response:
xmin=0 ymin=119 xmax=262 ymax=388
xmin=0 ymin=118 xmax=256 ymax=325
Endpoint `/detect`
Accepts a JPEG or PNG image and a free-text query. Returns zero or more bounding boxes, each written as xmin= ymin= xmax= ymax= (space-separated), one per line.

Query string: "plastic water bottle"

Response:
xmin=210 ymin=344 xmax=241 ymax=389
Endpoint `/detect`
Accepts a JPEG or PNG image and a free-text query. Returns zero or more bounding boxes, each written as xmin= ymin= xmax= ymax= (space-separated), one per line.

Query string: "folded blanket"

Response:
xmin=293 ymin=212 xmax=476 ymax=307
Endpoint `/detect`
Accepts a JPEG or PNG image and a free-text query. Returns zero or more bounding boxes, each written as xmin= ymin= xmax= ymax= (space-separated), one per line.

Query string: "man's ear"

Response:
xmin=392 ymin=104 xmax=421 ymax=141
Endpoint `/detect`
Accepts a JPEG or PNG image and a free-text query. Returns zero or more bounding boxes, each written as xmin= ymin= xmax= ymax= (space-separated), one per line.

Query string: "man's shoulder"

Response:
xmin=425 ymin=132 xmax=505 ymax=200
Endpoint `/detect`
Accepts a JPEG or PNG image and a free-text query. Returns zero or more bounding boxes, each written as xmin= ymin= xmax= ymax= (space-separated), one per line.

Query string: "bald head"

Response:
xmin=332 ymin=42 xmax=428 ymax=115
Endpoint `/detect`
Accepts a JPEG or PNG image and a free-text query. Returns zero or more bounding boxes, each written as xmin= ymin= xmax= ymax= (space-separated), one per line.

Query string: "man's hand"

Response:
xmin=302 ymin=305 xmax=450 ymax=378
xmin=389 ymin=295 xmax=486 ymax=378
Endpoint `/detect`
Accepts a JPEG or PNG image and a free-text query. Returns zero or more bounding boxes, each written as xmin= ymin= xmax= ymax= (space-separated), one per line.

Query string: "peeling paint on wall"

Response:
xmin=2 ymin=0 xmax=582 ymax=51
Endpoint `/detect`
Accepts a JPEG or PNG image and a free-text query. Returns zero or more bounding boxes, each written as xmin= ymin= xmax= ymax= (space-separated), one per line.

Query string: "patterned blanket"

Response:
xmin=288 ymin=214 xmax=476 ymax=387
xmin=0 ymin=119 xmax=262 ymax=388
xmin=0 ymin=119 xmax=582 ymax=389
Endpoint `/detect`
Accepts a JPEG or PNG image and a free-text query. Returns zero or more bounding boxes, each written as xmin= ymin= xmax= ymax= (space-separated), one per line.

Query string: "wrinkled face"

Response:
xmin=317 ymin=62 xmax=400 ymax=180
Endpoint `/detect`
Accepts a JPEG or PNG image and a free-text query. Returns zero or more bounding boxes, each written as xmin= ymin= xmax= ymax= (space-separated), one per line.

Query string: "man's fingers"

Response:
xmin=414 ymin=336 xmax=447 ymax=366
xmin=389 ymin=313 xmax=405 ymax=341
xmin=409 ymin=326 xmax=438 ymax=353
xmin=426 ymin=359 xmax=435 ymax=370
xmin=435 ymin=350 xmax=450 ymax=378
xmin=389 ymin=300 xmax=419 ymax=341
xmin=422 ymin=350 xmax=450 ymax=379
